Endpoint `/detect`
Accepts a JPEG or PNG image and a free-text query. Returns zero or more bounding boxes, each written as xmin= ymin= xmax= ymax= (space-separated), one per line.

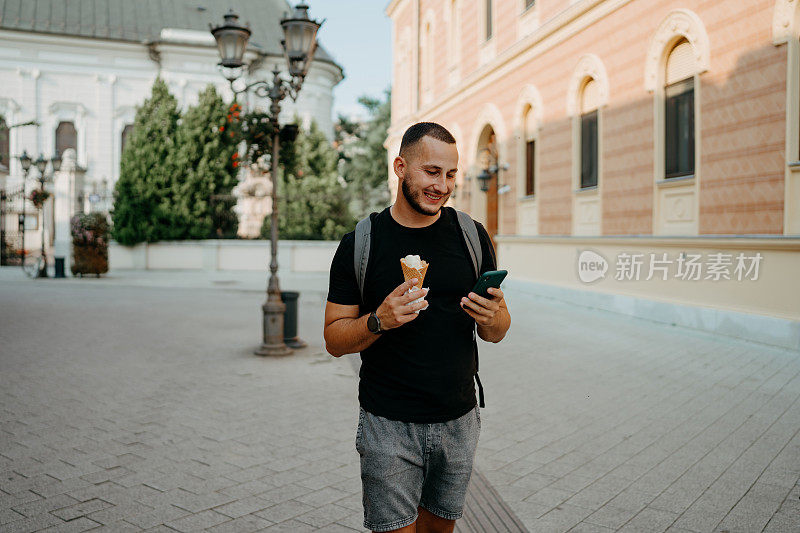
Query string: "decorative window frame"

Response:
xmin=467 ymin=103 xmax=507 ymax=229
xmin=420 ymin=9 xmax=436 ymax=107
xmin=772 ymin=0 xmax=800 ymax=233
xmin=567 ymin=54 xmax=607 ymax=236
xmin=567 ymin=54 xmax=608 ymax=193
xmin=644 ymin=9 xmax=710 ymax=92
xmin=645 ymin=9 xmax=709 ymax=236
xmin=0 ymin=97 xmax=21 ymax=179
xmin=772 ymin=0 xmax=800 ymax=45
xmin=518 ymin=0 xmax=541 ymax=39
xmin=395 ymin=27 xmax=413 ymax=119
xmin=446 ymin=0 xmax=461 ymax=87
xmin=478 ymin=0 xmax=497 ymax=66
xmin=513 ymin=84 xmax=543 ymax=203
xmin=113 ymin=106 xmax=136 ymax=183
xmin=46 ymin=102 xmax=88 ymax=169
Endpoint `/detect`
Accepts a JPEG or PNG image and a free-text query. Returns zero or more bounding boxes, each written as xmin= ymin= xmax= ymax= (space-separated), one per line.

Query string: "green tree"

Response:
xmin=338 ymin=89 xmax=392 ymax=219
xmin=262 ymin=119 xmax=355 ymax=240
xmin=170 ymin=85 xmax=240 ymax=239
xmin=111 ymin=78 xmax=180 ymax=245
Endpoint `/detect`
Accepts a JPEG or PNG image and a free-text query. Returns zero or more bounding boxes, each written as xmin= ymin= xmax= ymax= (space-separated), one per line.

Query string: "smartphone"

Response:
xmin=471 ymin=269 xmax=508 ymax=298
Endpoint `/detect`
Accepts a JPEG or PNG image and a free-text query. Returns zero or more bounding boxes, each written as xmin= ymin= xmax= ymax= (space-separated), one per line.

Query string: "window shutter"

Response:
xmin=524 ymin=107 xmax=537 ymax=142
xmin=666 ymin=40 xmax=696 ymax=85
xmin=581 ymin=79 xmax=599 ymax=114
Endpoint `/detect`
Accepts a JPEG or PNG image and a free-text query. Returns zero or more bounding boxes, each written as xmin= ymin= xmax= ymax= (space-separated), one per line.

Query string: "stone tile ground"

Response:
xmin=1 ymin=269 xmax=798 ymax=532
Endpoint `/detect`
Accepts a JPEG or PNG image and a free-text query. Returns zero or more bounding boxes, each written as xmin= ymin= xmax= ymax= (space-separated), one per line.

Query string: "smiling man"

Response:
xmin=324 ymin=122 xmax=511 ymax=533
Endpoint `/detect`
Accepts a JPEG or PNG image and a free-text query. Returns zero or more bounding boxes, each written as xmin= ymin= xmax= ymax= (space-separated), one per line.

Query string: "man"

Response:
xmin=324 ymin=122 xmax=511 ymax=533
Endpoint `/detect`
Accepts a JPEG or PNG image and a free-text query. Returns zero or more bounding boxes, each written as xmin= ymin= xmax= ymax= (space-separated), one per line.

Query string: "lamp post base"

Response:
xmin=254 ymin=342 xmax=293 ymax=356
xmin=284 ymin=337 xmax=307 ymax=349
xmin=255 ymin=297 xmax=293 ymax=356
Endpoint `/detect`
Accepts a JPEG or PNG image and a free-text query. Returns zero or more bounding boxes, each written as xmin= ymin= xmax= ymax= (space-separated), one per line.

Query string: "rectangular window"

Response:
xmin=121 ymin=124 xmax=134 ymax=153
xmin=0 ymin=117 xmax=9 ymax=169
xmin=580 ymin=110 xmax=598 ymax=188
xmin=485 ymin=0 xmax=493 ymax=40
xmin=525 ymin=140 xmax=535 ymax=196
xmin=665 ymin=78 xmax=694 ymax=178
xmin=56 ymin=121 xmax=77 ymax=156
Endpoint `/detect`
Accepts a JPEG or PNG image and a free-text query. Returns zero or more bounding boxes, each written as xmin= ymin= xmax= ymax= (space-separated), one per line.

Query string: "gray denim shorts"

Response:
xmin=355 ymin=404 xmax=481 ymax=532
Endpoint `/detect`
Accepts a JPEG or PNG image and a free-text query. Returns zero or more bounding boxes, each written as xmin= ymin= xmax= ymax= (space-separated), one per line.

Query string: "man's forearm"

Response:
xmin=477 ymin=307 xmax=511 ymax=343
xmin=324 ymin=314 xmax=381 ymax=357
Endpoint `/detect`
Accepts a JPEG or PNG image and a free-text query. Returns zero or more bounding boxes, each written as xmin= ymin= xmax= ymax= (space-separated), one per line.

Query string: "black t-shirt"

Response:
xmin=327 ymin=206 xmax=497 ymax=423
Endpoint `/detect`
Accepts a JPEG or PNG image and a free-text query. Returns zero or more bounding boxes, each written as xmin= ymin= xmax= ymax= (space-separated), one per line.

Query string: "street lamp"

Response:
xmin=0 ymin=157 xmax=7 ymax=266
xmin=17 ymin=150 xmax=33 ymax=268
xmin=210 ymin=4 xmax=322 ymax=356
xmin=30 ymin=151 xmax=61 ymax=277
xmin=476 ymin=146 xmax=499 ymax=193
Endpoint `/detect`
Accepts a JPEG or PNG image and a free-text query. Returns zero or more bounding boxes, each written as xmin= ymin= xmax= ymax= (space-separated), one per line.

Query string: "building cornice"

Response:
xmin=385 ymin=0 xmax=406 ymax=18
xmin=495 ymin=234 xmax=800 ymax=251
xmin=0 ymin=28 xmax=344 ymax=77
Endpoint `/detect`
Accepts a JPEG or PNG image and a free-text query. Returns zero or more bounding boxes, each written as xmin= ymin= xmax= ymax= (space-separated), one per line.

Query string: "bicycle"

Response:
xmin=22 ymin=249 xmax=46 ymax=278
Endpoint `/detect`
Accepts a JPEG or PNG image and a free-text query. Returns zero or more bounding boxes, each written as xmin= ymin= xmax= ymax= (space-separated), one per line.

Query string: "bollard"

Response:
xmin=54 ymin=257 xmax=65 ymax=278
xmin=280 ymin=291 xmax=307 ymax=349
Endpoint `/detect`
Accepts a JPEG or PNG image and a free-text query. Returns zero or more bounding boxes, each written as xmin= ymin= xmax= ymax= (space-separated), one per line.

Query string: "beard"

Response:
xmin=401 ymin=178 xmax=447 ymax=216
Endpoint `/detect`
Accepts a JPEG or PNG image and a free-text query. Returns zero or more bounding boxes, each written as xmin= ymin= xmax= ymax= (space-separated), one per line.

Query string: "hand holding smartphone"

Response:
xmin=471 ymin=269 xmax=508 ymax=298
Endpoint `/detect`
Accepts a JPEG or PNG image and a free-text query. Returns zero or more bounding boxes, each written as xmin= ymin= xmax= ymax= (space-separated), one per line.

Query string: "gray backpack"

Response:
xmin=353 ymin=206 xmax=486 ymax=407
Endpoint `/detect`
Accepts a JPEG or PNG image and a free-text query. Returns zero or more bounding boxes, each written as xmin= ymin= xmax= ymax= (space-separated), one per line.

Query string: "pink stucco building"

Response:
xmin=386 ymin=0 xmax=800 ymax=349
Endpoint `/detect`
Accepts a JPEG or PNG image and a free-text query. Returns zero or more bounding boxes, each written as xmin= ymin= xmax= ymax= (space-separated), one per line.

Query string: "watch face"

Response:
xmin=367 ymin=313 xmax=380 ymax=333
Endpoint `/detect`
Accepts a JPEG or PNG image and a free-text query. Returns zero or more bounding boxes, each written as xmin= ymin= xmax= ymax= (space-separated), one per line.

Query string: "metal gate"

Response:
xmin=1 ymin=185 xmax=29 ymax=266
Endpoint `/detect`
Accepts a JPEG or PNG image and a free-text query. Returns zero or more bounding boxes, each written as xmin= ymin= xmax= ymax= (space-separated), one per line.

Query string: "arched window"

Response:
xmin=55 ymin=121 xmax=77 ymax=155
xmin=448 ymin=0 xmax=460 ymax=69
xmin=0 ymin=116 xmax=9 ymax=170
xmin=579 ymin=79 xmax=599 ymax=189
xmin=524 ymin=106 xmax=537 ymax=196
xmin=422 ymin=21 xmax=433 ymax=100
xmin=664 ymin=39 xmax=695 ymax=178
xmin=121 ymin=124 xmax=134 ymax=153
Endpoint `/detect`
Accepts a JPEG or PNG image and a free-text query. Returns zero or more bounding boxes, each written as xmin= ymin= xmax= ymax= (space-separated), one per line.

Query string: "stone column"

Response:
xmin=53 ymin=149 xmax=84 ymax=274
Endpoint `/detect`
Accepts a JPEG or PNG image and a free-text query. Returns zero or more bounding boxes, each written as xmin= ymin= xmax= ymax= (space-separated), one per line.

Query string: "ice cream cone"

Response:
xmin=401 ymin=260 xmax=428 ymax=290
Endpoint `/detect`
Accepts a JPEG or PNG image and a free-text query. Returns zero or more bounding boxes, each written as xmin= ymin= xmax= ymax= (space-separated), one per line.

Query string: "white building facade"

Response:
xmin=0 ymin=0 xmax=343 ymax=258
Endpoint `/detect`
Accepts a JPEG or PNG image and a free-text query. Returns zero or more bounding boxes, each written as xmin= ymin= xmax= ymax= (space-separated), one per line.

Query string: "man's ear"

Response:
xmin=393 ymin=156 xmax=406 ymax=181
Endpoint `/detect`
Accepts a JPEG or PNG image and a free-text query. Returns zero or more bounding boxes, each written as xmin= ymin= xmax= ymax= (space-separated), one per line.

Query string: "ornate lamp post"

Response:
xmin=17 ymin=150 xmax=33 ymax=268
xmin=210 ymin=4 xmax=322 ymax=356
xmin=0 ymin=157 xmax=7 ymax=266
xmin=30 ymin=151 xmax=61 ymax=277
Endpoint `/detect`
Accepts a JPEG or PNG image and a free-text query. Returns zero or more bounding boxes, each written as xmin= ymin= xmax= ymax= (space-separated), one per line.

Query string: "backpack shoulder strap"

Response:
xmin=354 ymin=212 xmax=375 ymax=304
xmin=455 ymin=208 xmax=482 ymax=279
xmin=452 ymin=207 xmax=487 ymax=408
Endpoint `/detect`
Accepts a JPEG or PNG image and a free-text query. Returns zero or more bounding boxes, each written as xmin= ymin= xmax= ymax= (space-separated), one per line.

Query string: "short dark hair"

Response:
xmin=399 ymin=122 xmax=456 ymax=159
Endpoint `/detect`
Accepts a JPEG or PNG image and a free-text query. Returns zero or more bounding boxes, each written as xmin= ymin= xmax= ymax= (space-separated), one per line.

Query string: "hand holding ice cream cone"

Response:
xmin=400 ymin=255 xmax=429 ymax=313
xmin=374 ymin=278 xmax=429 ymax=330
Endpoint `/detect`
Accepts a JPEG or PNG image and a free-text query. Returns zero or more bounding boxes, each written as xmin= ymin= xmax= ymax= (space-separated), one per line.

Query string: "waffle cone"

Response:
xmin=401 ymin=261 xmax=428 ymax=290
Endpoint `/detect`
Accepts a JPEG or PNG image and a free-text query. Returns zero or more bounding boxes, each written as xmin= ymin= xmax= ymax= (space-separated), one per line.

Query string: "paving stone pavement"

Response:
xmin=1 ymin=268 xmax=798 ymax=532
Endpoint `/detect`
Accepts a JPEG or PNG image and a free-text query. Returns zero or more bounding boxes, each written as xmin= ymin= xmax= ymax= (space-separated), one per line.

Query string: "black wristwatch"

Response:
xmin=367 ymin=312 xmax=382 ymax=334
